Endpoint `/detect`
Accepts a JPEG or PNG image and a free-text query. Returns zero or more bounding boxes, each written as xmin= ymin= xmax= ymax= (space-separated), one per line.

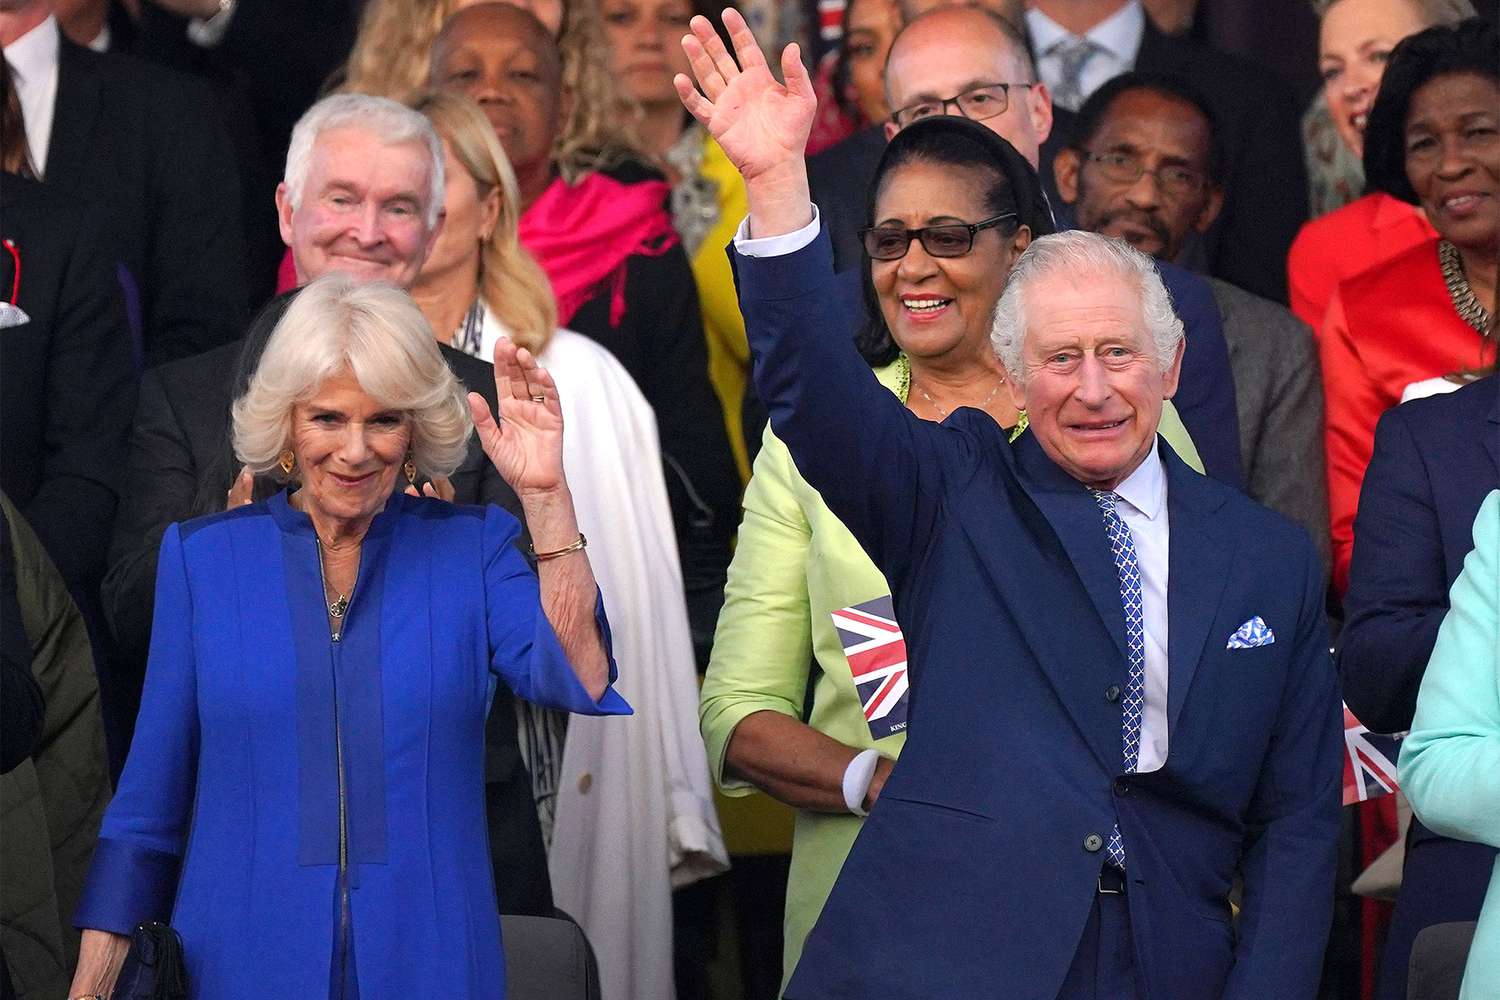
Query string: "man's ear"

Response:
xmin=1029 ymin=82 xmax=1055 ymax=148
xmin=275 ymin=182 xmax=295 ymax=247
xmin=1052 ymin=147 xmax=1081 ymax=206
xmin=1193 ymin=184 xmax=1225 ymax=234
xmin=1004 ymin=368 xmax=1027 ymax=413
xmin=883 ymin=119 xmax=900 ymax=142
xmin=1160 ymin=335 xmax=1186 ymax=400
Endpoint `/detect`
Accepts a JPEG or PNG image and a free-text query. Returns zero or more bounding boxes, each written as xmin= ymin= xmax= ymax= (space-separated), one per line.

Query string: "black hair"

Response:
xmin=855 ymin=115 xmax=1054 ymax=366
xmin=1363 ymin=18 xmax=1499 ymax=204
xmin=832 ymin=0 xmax=865 ymax=121
xmin=1068 ymin=71 xmax=1225 ymax=187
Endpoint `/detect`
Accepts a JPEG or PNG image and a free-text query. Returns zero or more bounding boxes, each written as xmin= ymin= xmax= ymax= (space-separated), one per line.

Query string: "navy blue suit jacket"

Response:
xmin=1338 ymin=375 xmax=1499 ymax=999
xmin=735 ymin=228 xmax=1340 ymax=1000
xmin=823 ymin=252 xmax=1244 ymax=489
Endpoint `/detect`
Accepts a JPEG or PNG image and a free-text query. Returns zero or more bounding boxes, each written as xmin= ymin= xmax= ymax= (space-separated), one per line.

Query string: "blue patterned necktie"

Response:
xmin=1048 ymin=36 xmax=1102 ymax=112
xmin=1091 ymin=490 xmax=1146 ymax=869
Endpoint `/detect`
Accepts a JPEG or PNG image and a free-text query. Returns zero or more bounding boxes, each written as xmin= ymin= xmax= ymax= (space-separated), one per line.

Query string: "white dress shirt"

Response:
xmin=1026 ymin=1 xmax=1146 ymax=110
xmin=3 ymin=14 xmax=59 ymax=176
xmin=732 ymin=208 xmax=1173 ymax=770
xmin=1104 ymin=439 xmax=1170 ymax=773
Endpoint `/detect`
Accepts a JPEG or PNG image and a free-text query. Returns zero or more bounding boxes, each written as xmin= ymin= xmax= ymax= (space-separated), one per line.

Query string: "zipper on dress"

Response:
xmin=317 ymin=540 xmax=358 ymax=996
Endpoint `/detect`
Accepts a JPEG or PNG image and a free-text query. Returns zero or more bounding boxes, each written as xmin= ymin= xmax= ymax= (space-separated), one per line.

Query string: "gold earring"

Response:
xmin=278 ymin=450 xmax=296 ymax=476
xmin=404 ymin=452 xmax=417 ymax=485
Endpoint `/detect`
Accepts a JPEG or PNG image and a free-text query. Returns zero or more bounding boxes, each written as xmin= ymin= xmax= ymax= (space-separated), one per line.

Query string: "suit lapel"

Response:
xmin=1011 ymin=431 xmax=1131 ymax=664
xmin=1485 ymin=379 xmax=1500 ymax=480
xmin=1163 ymin=448 xmax=1234 ymax=736
xmin=45 ymin=40 xmax=101 ymax=190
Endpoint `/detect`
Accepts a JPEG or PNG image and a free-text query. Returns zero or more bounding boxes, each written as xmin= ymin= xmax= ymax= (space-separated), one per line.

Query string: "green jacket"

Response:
xmin=699 ymin=363 xmax=1204 ymax=986
xmin=1400 ymin=490 xmax=1500 ymax=999
xmin=0 ymin=494 xmax=110 ymax=1000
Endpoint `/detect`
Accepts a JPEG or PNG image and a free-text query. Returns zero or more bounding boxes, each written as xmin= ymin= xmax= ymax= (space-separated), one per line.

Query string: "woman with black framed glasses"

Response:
xmin=699 ymin=112 xmax=1206 ymax=992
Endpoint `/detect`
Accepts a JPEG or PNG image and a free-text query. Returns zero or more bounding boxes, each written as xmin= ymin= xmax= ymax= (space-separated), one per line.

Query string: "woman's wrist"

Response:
xmin=519 ymin=485 xmax=582 ymax=552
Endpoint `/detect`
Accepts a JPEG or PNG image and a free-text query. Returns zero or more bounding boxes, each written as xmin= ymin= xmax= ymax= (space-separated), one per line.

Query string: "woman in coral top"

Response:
xmin=1285 ymin=0 xmax=1476 ymax=329
xmin=1320 ymin=19 xmax=1497 ymax=593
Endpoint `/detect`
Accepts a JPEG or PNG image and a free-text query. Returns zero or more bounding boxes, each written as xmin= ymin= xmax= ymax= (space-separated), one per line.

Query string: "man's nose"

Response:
xmin=1074 ymin=355 xmax=1112 ymax=405
xmin=350 ymin=203 xmax=384 ymax=246
xmin=1123 ymin=169 xmax=1162 ymax=209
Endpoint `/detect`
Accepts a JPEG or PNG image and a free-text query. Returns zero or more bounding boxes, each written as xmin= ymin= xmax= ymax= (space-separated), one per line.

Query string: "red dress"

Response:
xmin=1319 ymin=238 xmax=1494 ymax=593
xmin=1287 ymin=192 xmax=1436 ymax=330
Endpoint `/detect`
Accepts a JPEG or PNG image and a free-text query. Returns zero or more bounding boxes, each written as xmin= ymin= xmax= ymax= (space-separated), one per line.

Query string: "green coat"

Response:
xmin=1400 ymin=490 xmax=1500 ymax=999
xmin=0 ymin=495 xmax=110 ymax=1000
xmin=699 ymin=363 xmax=1204 ymax=987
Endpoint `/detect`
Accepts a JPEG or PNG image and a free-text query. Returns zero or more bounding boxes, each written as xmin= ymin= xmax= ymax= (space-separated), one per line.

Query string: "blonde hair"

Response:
xmin=233 ymin=275 xmax=473 ymax=480
xmin=415 ymin=91 xmax=559 ymax=354
xmin=1311 ymin=0 xmax=1474 ymax=22
xmin=342 ymin=0 xmax=642 ymax=179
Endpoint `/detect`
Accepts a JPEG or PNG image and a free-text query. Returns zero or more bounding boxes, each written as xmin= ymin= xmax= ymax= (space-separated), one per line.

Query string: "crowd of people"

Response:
xmin=0 ymin=0 xmax=1495 ymax=998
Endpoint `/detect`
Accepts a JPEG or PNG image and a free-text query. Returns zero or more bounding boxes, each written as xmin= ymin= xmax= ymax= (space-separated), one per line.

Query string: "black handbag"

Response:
xmin=110 ymin=922 xmax=188 ymax=1000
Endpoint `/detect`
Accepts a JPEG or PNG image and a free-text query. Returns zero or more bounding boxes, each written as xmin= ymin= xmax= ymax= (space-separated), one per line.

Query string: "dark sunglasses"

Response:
xmin=858 ymin=212 xmax=1017 ymax=261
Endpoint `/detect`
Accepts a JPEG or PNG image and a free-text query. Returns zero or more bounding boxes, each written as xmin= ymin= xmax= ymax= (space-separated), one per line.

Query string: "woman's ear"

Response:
xmin=480 ymin=186 xmax=502 ymax=241
xmin=1010 ymin=223 xmax=1032 ymax=257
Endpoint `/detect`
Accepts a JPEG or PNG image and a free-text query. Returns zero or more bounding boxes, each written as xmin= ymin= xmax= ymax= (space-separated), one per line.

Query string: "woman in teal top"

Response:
xmin=698 ymin=116 xmax=1204 ymax=988
xmin=1400 ymin=490 xmax=1500 ymax=999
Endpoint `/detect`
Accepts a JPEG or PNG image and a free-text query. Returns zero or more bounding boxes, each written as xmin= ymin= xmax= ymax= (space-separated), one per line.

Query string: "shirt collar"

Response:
xmin=87 ymin=23 xmax=110 ymax=52
xmin=1110 ymin=437 xmax=1165 ymax=521
xmin=3 ymin=14 xmax=59 ymax=85
xmin=1026 ymin=2 xmax=1145 ymax=63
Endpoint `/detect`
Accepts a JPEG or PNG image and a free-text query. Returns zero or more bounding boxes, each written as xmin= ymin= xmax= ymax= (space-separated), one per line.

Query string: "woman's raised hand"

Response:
xmin=469 ymin=338 xmax=566 ymax=497
xmin=674 ymin=9 xmax=817 ymax=236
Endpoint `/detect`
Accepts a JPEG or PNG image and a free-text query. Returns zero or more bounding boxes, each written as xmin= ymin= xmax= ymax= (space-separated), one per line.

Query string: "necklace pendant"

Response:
xmin=329 ymin=595 xmax=349 ymax=619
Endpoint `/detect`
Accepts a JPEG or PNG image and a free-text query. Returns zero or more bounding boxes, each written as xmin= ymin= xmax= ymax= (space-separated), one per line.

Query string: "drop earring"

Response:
xmin=404 ymin=452 xmax=417 ymax=485
xmin=279 ymin=450 xmax=296 ymax=477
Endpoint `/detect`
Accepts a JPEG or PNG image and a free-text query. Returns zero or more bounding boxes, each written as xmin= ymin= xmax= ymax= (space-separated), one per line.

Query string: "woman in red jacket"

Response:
xmin=1320 ymin=18 xmax=1496 ymax=593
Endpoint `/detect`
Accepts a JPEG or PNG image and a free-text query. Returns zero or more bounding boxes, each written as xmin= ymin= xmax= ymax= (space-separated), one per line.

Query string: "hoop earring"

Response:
xmin=278 ymin=450 xmax=296 ymax=477
xmin=404 ymin=452 xmax=417 ymax=485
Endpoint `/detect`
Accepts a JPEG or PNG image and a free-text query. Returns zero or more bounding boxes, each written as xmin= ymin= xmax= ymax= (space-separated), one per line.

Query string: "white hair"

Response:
xmin=232 ymin=275 xmax=473 ymax=480
xmin=989 ymin=230 xmax=1184 ymax=381
xmin=283 ymin=93 xmax=446 ymax=228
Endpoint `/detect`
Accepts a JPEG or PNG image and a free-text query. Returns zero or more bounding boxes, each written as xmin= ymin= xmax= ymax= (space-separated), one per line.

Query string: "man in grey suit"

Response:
xmin=1052 ymin=71 xmax=1331 ymax=575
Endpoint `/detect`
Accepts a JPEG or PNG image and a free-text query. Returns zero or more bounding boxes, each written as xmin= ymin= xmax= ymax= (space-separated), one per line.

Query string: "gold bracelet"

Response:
xmin=530 ymin=533 xmax=587 ymax=562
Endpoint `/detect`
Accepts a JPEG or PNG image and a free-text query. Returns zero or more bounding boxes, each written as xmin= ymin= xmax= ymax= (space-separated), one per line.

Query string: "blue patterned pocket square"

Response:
xmin=1226 ymin=616 xmax=1275 ymax=649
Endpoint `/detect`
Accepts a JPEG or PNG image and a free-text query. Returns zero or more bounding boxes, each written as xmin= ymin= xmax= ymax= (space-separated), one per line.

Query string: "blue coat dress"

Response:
xmin=76 ymin=490 xmax=630 ymax=997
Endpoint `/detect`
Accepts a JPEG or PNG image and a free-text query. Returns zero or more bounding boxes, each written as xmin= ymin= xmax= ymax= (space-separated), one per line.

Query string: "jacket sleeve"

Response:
xmin=102 ymin=368 xmax=197 ymax=669
xmin=699 ymin=428 xmax=816 ymax=792
xmin=1338 ymin=406 xmax=1446 ymax=734
xmin=1399 ymin=491 xmax=1500 ymax=849
xmin=19 ymin=207 xmax=137 ymax=593
xmin=1222 ymin=539 xmax=1343 ymax=999
xmin=1318 ymin=288 xmax=1385 ymax=594
xmin=1160 ymin=266 xmax=1243 ymax=489
xmin=482 ymin=506 xmax=631 ymax=717
xmin=75 ymin=524 xmax=200 ymax=934
xmin=732 ymin=226 xmax=965 ymax=587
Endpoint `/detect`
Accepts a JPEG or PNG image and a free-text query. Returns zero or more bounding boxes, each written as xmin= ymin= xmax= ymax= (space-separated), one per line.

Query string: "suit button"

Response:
xmin=1105 ymin=685 xmax=1121 ymax=703
xmin=1083 ymin=833 xmax=1104 ymax=853
xmin=1114 ymin=779 xmax=1130 ymax=796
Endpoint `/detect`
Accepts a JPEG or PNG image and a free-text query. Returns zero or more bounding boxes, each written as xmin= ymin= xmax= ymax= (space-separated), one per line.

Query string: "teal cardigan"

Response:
xmin=1400 ymin=489 xmax=1500 ymax=999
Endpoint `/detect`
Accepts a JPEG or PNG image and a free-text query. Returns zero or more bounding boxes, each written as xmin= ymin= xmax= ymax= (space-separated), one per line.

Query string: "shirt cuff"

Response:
xmin=733 ymin=206 xmax=822 ymax=259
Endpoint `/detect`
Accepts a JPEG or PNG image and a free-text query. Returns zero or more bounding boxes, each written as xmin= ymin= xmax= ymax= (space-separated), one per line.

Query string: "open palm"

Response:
xmin=470 ymin=339 xmax=565 ymax=496
xmin=674 ymin=9 xmax=817 ymax=183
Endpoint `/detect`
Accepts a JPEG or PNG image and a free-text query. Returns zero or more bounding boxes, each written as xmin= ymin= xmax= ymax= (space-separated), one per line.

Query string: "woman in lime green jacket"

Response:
xmin=1400 ymin=490 xmax=1500 ymax=999
xmin=698 ymin=116 xmax=1205 ymax=988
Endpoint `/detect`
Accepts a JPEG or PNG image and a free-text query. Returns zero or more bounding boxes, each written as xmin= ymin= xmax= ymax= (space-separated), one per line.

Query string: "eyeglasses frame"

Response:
xmin=858 ymin=212 xmax=1020 ymax=261
xmin=890 ymin=83 xmax=1034 ymax=128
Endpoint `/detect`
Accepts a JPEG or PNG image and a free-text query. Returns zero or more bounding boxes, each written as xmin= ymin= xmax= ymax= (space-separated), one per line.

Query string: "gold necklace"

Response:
xmin=913 ymin=373 xmax=1005 ymax=419
xmin=316 ymin=540 xmax=352 ymax=620
xmin=1439 ymin=240 xmax=1493 ymax=335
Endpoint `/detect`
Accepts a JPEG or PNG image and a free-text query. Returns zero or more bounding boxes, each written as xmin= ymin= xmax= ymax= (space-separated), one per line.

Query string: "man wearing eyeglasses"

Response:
xmin=801 ymin=2 xmax=1246 ymax=490
xmin=1053 ymin=72 xmax=1331 ymax=580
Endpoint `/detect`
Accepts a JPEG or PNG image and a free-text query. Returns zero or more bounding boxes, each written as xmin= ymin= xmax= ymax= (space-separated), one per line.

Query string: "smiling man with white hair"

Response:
xmin=678 ymin=13 xmax=1343 ymax=997
xmin=100 ymin=92 xmax=557 ymax=923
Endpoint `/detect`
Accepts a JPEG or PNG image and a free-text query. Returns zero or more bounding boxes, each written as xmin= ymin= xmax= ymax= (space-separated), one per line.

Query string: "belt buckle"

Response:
xmin=1097 ymin=868 xmax=1126 ymax=895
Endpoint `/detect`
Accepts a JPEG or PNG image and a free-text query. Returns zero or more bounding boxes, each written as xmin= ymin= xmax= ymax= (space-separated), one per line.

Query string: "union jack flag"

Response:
xmin=831 ymin=596 xmax=909 ymax=741
xmin=1343 ymin=704 xmax=1405 ymax=806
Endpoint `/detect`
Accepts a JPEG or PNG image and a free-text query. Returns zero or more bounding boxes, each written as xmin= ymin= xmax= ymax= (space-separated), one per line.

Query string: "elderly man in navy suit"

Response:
xmin=677 ymin=12 xmax=1341 ymax=999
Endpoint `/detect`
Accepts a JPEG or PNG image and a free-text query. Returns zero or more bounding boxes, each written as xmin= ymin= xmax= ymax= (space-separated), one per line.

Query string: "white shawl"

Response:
xmin=477 ymin=314 xmax=729 ymax=1000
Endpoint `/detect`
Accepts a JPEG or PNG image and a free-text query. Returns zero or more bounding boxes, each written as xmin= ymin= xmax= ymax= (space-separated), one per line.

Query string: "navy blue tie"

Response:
xmin=1091 ymin=490 xmax=1145 ymax=869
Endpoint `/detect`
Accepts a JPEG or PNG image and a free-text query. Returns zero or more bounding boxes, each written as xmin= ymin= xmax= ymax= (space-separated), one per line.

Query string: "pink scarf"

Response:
xmin=519 ymin=173 xmax=678 ymax=327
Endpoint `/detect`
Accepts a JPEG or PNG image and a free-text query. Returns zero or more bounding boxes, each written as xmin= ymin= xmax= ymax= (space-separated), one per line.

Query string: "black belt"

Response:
xmin=1097 ymin=866 xmax=1127 ymax=895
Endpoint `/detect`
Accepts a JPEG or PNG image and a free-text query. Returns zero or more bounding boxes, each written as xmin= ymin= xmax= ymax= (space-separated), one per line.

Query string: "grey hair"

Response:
xmin=232 ymin=275 xmax=473 ymax=480
xmin=989 ymin=231 xmax=1184 ymax=381
xmin=1310 ymin=0 xmax=1474 ymax=23
xmin=283 ymin=93 xmax=446 ymax=228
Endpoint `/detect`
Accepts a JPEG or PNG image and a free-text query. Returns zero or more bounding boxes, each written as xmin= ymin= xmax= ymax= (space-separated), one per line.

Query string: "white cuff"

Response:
xmin=842 ymin=747 xmax=882 ymax=817
xmin=732 ymin=206 xmax=822 ymax=259
xmin=187 ymin=0 xmax=237 ymax=47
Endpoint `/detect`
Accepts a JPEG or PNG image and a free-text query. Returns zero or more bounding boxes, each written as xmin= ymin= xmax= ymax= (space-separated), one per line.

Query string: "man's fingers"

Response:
xmin=689 ymin=14 xmax=740 ymax=86
xmin=681 ymin=33 xmax=726 ymax=102
xmin=722 ymin=7 xmax=767 ymax=72
xmin=782 ymin=42 xmax=814 ymax=102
